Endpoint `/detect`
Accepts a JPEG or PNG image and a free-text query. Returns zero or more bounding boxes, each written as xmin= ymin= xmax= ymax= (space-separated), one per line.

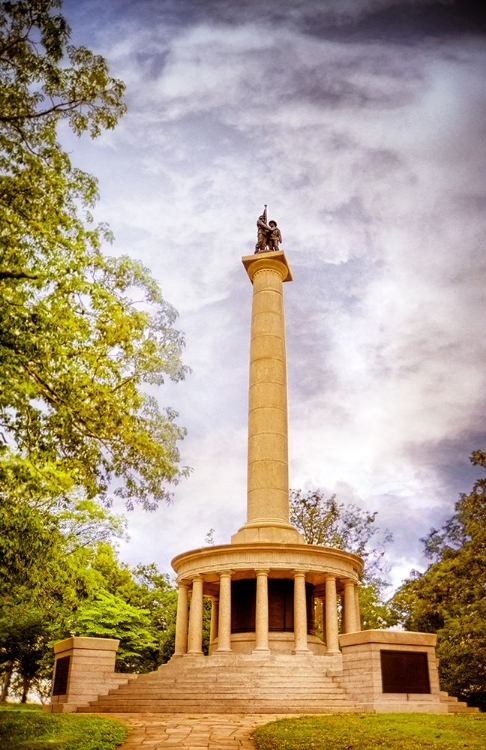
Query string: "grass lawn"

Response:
xmin=252 ymin=713 xmax=486 ymax=750
xmin=0 ymin=703 xmax=128 ymax=750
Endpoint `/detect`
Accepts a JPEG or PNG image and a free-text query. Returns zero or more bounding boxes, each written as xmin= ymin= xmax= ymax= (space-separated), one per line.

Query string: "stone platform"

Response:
xmin=74 ymin=649 xmax=476 ymax=715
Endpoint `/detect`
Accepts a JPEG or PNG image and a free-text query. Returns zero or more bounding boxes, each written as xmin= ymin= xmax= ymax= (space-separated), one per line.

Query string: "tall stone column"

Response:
xmin=253 ymin=569 xmax=270 ymax=653
xmin=232 ymin=252 xmax=303 ymax=545
xmin=186 ymin=576 xmax=204 ymax=656
xmin=325 ymin=575 xmax=340 ymax=654
xmin=173 ymin=580 xmax=189 ymax=657
xmin=293 ymin=570 xmax=310 ymax=653
xmin=217 ymin=571 xmax=232 ymax=653
xmin=343 ymin=579 xmax=358 ymax=633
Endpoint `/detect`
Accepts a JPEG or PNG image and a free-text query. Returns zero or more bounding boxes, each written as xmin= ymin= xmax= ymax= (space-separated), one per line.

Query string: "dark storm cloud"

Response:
xmin=66 ymin=0 xmax=486 ymax=41
xmin=302 ymin=1 xmax=486 ymax=43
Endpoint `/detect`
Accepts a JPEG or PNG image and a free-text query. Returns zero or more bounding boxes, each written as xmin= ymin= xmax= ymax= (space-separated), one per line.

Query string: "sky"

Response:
xmin=61 ymin=0 xmax=486 ymax=591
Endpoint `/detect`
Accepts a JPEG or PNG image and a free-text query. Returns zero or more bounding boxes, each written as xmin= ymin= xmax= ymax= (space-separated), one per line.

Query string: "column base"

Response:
xmin=231 ymin=522 xmax=304 ymax=545
xmin=292 ymin=648 xmax=311 ymax=655
xmin=184 ymin=651 xmax=204 ymax=657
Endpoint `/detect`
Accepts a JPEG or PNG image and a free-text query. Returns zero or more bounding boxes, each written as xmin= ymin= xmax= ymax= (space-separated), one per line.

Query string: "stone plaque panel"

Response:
xmin=52 ymin=656 xmax=71 ymax=696
xmin=380 ymin=650 xmax=431 ymax=694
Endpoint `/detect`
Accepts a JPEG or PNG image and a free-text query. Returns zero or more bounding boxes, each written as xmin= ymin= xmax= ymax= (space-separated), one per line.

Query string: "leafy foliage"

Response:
xmin=290 ymin=489 xmax=397 ymax=628
xmin=0 ymin=0 xmax=189 ymax=510
xmin=392 ymin=451 xmax=486 ymax=710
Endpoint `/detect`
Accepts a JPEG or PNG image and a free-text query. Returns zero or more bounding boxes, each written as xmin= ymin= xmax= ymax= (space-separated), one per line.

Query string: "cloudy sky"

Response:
xmin=62 ymin=0 xmax=486 ymax=590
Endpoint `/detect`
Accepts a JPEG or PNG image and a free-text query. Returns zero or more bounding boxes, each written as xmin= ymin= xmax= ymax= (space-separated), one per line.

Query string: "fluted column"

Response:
xmin=186 ymin=576 xmax=204 ymax=656
xmin=343 ymin=579 xmax=358 ymax=633
xmin=325 ymin=575 xmax=340 ymax=654
xmin=217 ymin=571 xmax=233 ymax=653
xmin=293 ymin=571 xmax=310 ymax=653
xmin=173 ymin=580 xmax=189 ymax=657
xmin=253 ymin=569 xmax=270 ymax=653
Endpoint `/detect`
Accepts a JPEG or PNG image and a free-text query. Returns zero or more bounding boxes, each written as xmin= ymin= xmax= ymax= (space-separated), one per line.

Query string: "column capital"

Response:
xmin=255 ymin=568 xmax=270 ymax=577
xmin=242 ymin=251 xmax=293 ymax=283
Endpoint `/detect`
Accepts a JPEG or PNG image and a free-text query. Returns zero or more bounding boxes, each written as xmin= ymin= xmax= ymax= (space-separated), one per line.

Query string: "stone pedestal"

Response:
xmin=45 ymin=637 xmax=130 ymax=713
xmin=339 ymin=630 xmax=447 ymax=713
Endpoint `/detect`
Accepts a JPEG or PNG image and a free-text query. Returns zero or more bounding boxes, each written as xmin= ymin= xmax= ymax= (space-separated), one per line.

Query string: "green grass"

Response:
xmin=0 ymin=704 xmax=128 ymax=750
xmin=252 ymin=713 xmax=486 ymax=750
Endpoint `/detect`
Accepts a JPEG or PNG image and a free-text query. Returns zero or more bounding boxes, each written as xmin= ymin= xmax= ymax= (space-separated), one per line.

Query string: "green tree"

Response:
xmin=392 ymin=451 xmax=486 ymax=710
xmin=0 ymin=495 xmax=129 ymax=701
xmin=73 ymin=590 xmax=157 ymax=673
xmin=0 ymin=0 xmax=189 ymax=511
xmin=290 ymin=489 xmax=397 ymax=629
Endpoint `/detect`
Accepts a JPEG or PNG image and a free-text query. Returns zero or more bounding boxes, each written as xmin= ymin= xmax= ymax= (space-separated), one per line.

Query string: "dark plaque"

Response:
xmin=268 ymin=579 xmax=294 ymax=632
xmin=52 ymin=655 xmax=71 ymax=696
xmin=380 ymin=650 xmax=430 ymax=694
xmin=231 ymin=580 xmax=256 ymax=632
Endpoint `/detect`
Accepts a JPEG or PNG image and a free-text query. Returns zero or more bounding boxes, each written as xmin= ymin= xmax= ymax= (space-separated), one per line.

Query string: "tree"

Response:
xmin=0 ymin=493 xmax=130 ymax=701
xmin=392 ymin=451 xmax=486 ymax=710
xmin=0 ymin=0 xmax=189 ymax=511
xmin=290 ymin=489 xmax=397 ymax=629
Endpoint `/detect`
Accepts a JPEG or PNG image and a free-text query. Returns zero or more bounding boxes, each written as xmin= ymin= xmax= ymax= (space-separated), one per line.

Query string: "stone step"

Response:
xmin=78 ymin=699 xmax=358 ymax=713
xmin=97 ymin=691 xmax=348 ymax=704
xmin=108 ymin=680 xmax=344 ymax=695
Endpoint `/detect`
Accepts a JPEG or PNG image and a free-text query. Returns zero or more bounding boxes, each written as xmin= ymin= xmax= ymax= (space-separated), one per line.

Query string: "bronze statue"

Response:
xmin=254 ymin=205 xmax=282 ymax=253
xmin=267 ymin=220 xmax=282 ymax=251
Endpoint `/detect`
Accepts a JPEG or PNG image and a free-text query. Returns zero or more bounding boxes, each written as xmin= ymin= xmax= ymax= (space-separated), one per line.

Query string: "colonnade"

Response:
xmin=172 ymin=570 xmax=361 ymax=658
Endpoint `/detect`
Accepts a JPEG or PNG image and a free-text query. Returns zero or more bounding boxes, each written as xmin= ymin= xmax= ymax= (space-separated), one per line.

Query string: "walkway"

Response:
xmin=110 ymin=713 xmax=289 ymax=749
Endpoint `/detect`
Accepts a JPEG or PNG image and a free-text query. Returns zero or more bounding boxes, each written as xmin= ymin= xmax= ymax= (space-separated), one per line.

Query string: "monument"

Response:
xmin=46 ymin=210 xmax=476 ymax=714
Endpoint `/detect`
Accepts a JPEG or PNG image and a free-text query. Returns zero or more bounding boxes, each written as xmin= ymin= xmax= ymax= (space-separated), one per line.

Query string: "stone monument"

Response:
xmin=46 ymin=210 xmax=476 ymax=714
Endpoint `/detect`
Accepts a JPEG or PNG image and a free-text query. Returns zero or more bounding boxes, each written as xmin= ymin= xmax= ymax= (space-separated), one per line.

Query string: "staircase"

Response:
xmin=76 ymin=654 xmax=479 ymax=715
xmin=77 ymin=654 xmax=361 ymax=714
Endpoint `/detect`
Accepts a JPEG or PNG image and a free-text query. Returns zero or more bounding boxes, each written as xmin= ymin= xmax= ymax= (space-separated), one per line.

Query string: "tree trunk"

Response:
xmin=0 ymin=663 xmax=13 ymax=702
xmin=21 ymin=675 xmax=31 ymax=704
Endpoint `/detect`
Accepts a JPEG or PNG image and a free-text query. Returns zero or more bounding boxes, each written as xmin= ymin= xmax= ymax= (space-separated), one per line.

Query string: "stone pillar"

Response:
xmin=209 ymin=597 xmax=219 ymax=647
xmin=343 ymin=579 xmax=358 ymax=633
xmin=173 ymin=580 xmax=189 ymax=657
xmin=232 ymin=252 xmax=302 ymax=544
xmin=354 ymin=583 xmax=362 ymax=632
xmin=46 ymin=637 xmax=121 ymax=713
xmin=217 ymin=571 xmax=233 ymax=653
xmin=253 ymin=569 xmax=270 ymax=653
xmin=186 ymin=576 xmax=204 ymax=656
xmin=325 ymin=575 xmax=340 ymax=654
xmin=293 ymin=571 xmax=310 ymax=653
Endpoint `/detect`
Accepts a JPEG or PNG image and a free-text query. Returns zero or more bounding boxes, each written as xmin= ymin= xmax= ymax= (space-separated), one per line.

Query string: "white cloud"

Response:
xmin=61 ymin=0 xmax=486 ymax=588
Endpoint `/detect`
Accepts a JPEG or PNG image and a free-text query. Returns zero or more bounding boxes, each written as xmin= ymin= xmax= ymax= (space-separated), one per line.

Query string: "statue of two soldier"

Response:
xmin=255 ymin=205 xmax=282 ymax=254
